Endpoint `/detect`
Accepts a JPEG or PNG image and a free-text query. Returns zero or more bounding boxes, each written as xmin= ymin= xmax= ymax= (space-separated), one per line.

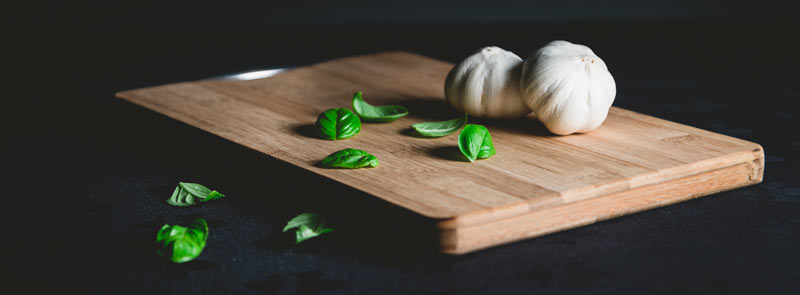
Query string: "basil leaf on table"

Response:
xmin=156 ymin=218 xmax=208 ymax=263
xmin=411 ymin=113 xmax=468 ymax=137
xmin=319 ymin=148 xmax=379 ymax=169
xmin=283 ymin=213 xmax=334 ymax=244
xmin=315 ymin=108 xmax=361 ymax=140
xmin=351 ymin=92 xmax=409 ymax=122
xmin=167 ymin=182 xmax=226 ymax=206
xmin=458 ymin=124 xmax=496 ymax=162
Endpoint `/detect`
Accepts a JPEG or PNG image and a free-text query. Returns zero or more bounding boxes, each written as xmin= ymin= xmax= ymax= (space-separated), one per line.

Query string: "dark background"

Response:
xmin=7 ymin=0 xmax=800 ymax=294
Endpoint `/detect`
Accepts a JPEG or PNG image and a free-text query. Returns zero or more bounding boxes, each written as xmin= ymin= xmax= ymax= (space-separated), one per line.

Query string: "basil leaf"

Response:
xmin=167 ymin=182 xmax=226 ymax=206
xmin=202 ymin=191 xmax=225 ymax=202
xmin=458 ymin=124 xmax=496 ymax=162
xmin=352 ymin=92 xmax=409 ymax=122
xmin=156 ymin=218 xmax=208 ymax=263
xmin=319 ymin=148 xmax=379 ymax=169
xmin=179 ymin=182 xmax=211 ymax=198
xmin=315 ymin=108 xmax=361 ymax=140
xmin=282 ymin=213 xmax=334 ymax=244
xmin=411 ymin=113 xmax=468 ymax=137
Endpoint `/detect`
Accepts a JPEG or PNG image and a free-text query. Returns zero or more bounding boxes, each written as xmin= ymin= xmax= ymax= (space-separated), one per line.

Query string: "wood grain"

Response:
xmin=116 ymin=51 xmax=764 ymax=254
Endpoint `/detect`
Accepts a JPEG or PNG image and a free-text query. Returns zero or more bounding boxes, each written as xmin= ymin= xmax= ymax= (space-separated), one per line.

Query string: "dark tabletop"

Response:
xmin=8 ymin=18 xmax=800 ymax=294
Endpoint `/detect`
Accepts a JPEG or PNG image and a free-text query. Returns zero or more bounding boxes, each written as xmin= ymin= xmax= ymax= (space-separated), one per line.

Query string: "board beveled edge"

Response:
xmin=435 ymin=149 xmax=764 ymax=254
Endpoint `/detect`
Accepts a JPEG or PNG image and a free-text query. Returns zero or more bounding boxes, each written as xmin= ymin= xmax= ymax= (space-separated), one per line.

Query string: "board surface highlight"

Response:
xmin=116 ymin=51 xmax=764 ymax=254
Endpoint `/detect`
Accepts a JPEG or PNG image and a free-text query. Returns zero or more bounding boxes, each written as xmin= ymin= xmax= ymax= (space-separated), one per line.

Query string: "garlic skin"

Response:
xmin=520 ymin=40 xmax=616 ymax=135
xmin=445 ymin=46 xmax=532 ymax=118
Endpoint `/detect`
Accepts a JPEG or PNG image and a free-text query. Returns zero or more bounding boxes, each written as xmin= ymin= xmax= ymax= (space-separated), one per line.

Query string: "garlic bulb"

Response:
xmin=445 ymin=46 xmax=532 ymax=118
xmin=520 ymin=40 xmax=616 ymax=135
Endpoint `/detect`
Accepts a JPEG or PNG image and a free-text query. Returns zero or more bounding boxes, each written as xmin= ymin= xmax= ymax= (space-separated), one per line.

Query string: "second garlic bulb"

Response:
xmin=521 ymin=40 xmax=616 ymax=135
xmin=445 ymin=46 xmax=532 ymax=119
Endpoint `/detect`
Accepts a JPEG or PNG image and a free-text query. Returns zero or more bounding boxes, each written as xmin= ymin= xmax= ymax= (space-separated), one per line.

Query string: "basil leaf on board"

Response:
xmin=351 ymin=92 xmax=409 ymax=122
xmin=458 ymin=124 xmax=496 ymax=162
xmin=315 ymin=108 xmax=361 ymax=140
xmin=156 ymin=218 xmax=208 ymax=263
xmin=319 ymin=148 xmax=379 ymax=169
xmin=411 ymin=113 xmax=468 ymax=137
xmin=167 ymin=182 xmax=226 ymax=206
xmin=282 ymin=213 xmax=334 ymax=244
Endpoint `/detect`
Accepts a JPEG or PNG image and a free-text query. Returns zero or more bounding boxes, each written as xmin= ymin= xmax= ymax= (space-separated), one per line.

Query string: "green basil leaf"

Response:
xmin=202 ymin=191 xmax=225 ymax=202
xmin=411 ymin=113 xmax=468 ymax=137
xmin=156 ymin=218 xmax=208 ymax=263
xmin=458 ymin=124 xmax=496 ymax=162
xmin=315 ymin=108 xmax=361 ymax=140
xmin=179 ymin=182 xmax=212 ymax=197
xmin=282 ymin=213 xmax=333 ymax=244
xmin=319 ymin=148 xmax=379 ymax=169
xmin=352 ymin=92 xmax=409 ymax=122
xmin=295 ymin=225 xmax=334 ymax=244
xmin=167 ymin=182 xmax=226 ymax=206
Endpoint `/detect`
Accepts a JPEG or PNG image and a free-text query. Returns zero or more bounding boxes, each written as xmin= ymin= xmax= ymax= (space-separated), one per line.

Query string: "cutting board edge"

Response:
xmin=435 ymin=153 xmax=764 ymax=254
xmin=434 ymin=143 xmax=764 ymax=229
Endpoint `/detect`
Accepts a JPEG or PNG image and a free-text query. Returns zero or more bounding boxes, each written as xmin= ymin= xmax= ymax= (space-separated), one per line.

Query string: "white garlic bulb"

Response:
xmin=520 ymin=40 xmax=616 ymax=135
xmin=445 ymin=46 xmax=532 ymax=118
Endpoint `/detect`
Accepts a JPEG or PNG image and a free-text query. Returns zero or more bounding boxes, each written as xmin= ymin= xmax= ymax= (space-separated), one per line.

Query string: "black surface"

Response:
xmin=26 ymin=0 xmax=798 ymax=24
xmin=9 ymin=19 xmax=800 ymax=294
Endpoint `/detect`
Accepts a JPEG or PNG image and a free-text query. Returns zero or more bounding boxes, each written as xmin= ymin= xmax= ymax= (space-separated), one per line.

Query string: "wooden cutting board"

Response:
xmin=116 ymin=51 xmax=764 ymax=254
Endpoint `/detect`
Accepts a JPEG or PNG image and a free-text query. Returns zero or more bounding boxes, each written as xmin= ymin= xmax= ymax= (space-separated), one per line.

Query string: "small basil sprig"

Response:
xmin=319 ymin=148 xmax=379 ymax=169
xmin=283 ymin=213 xmax=333 ymax=244
xmin=156 ymin=218 xmax=208 ymax=263
xmin=316 ymin=108 xmax=361 ymax=140
xmin=167 ymin=182 xmax=225 ymax=206
xmin=411 ymin=113 xmax=468 ymax=137
xmin=352 ymin=92 xmax=409 ymax=122
xmin=458 ymin=124 xmax=496 ymax=162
